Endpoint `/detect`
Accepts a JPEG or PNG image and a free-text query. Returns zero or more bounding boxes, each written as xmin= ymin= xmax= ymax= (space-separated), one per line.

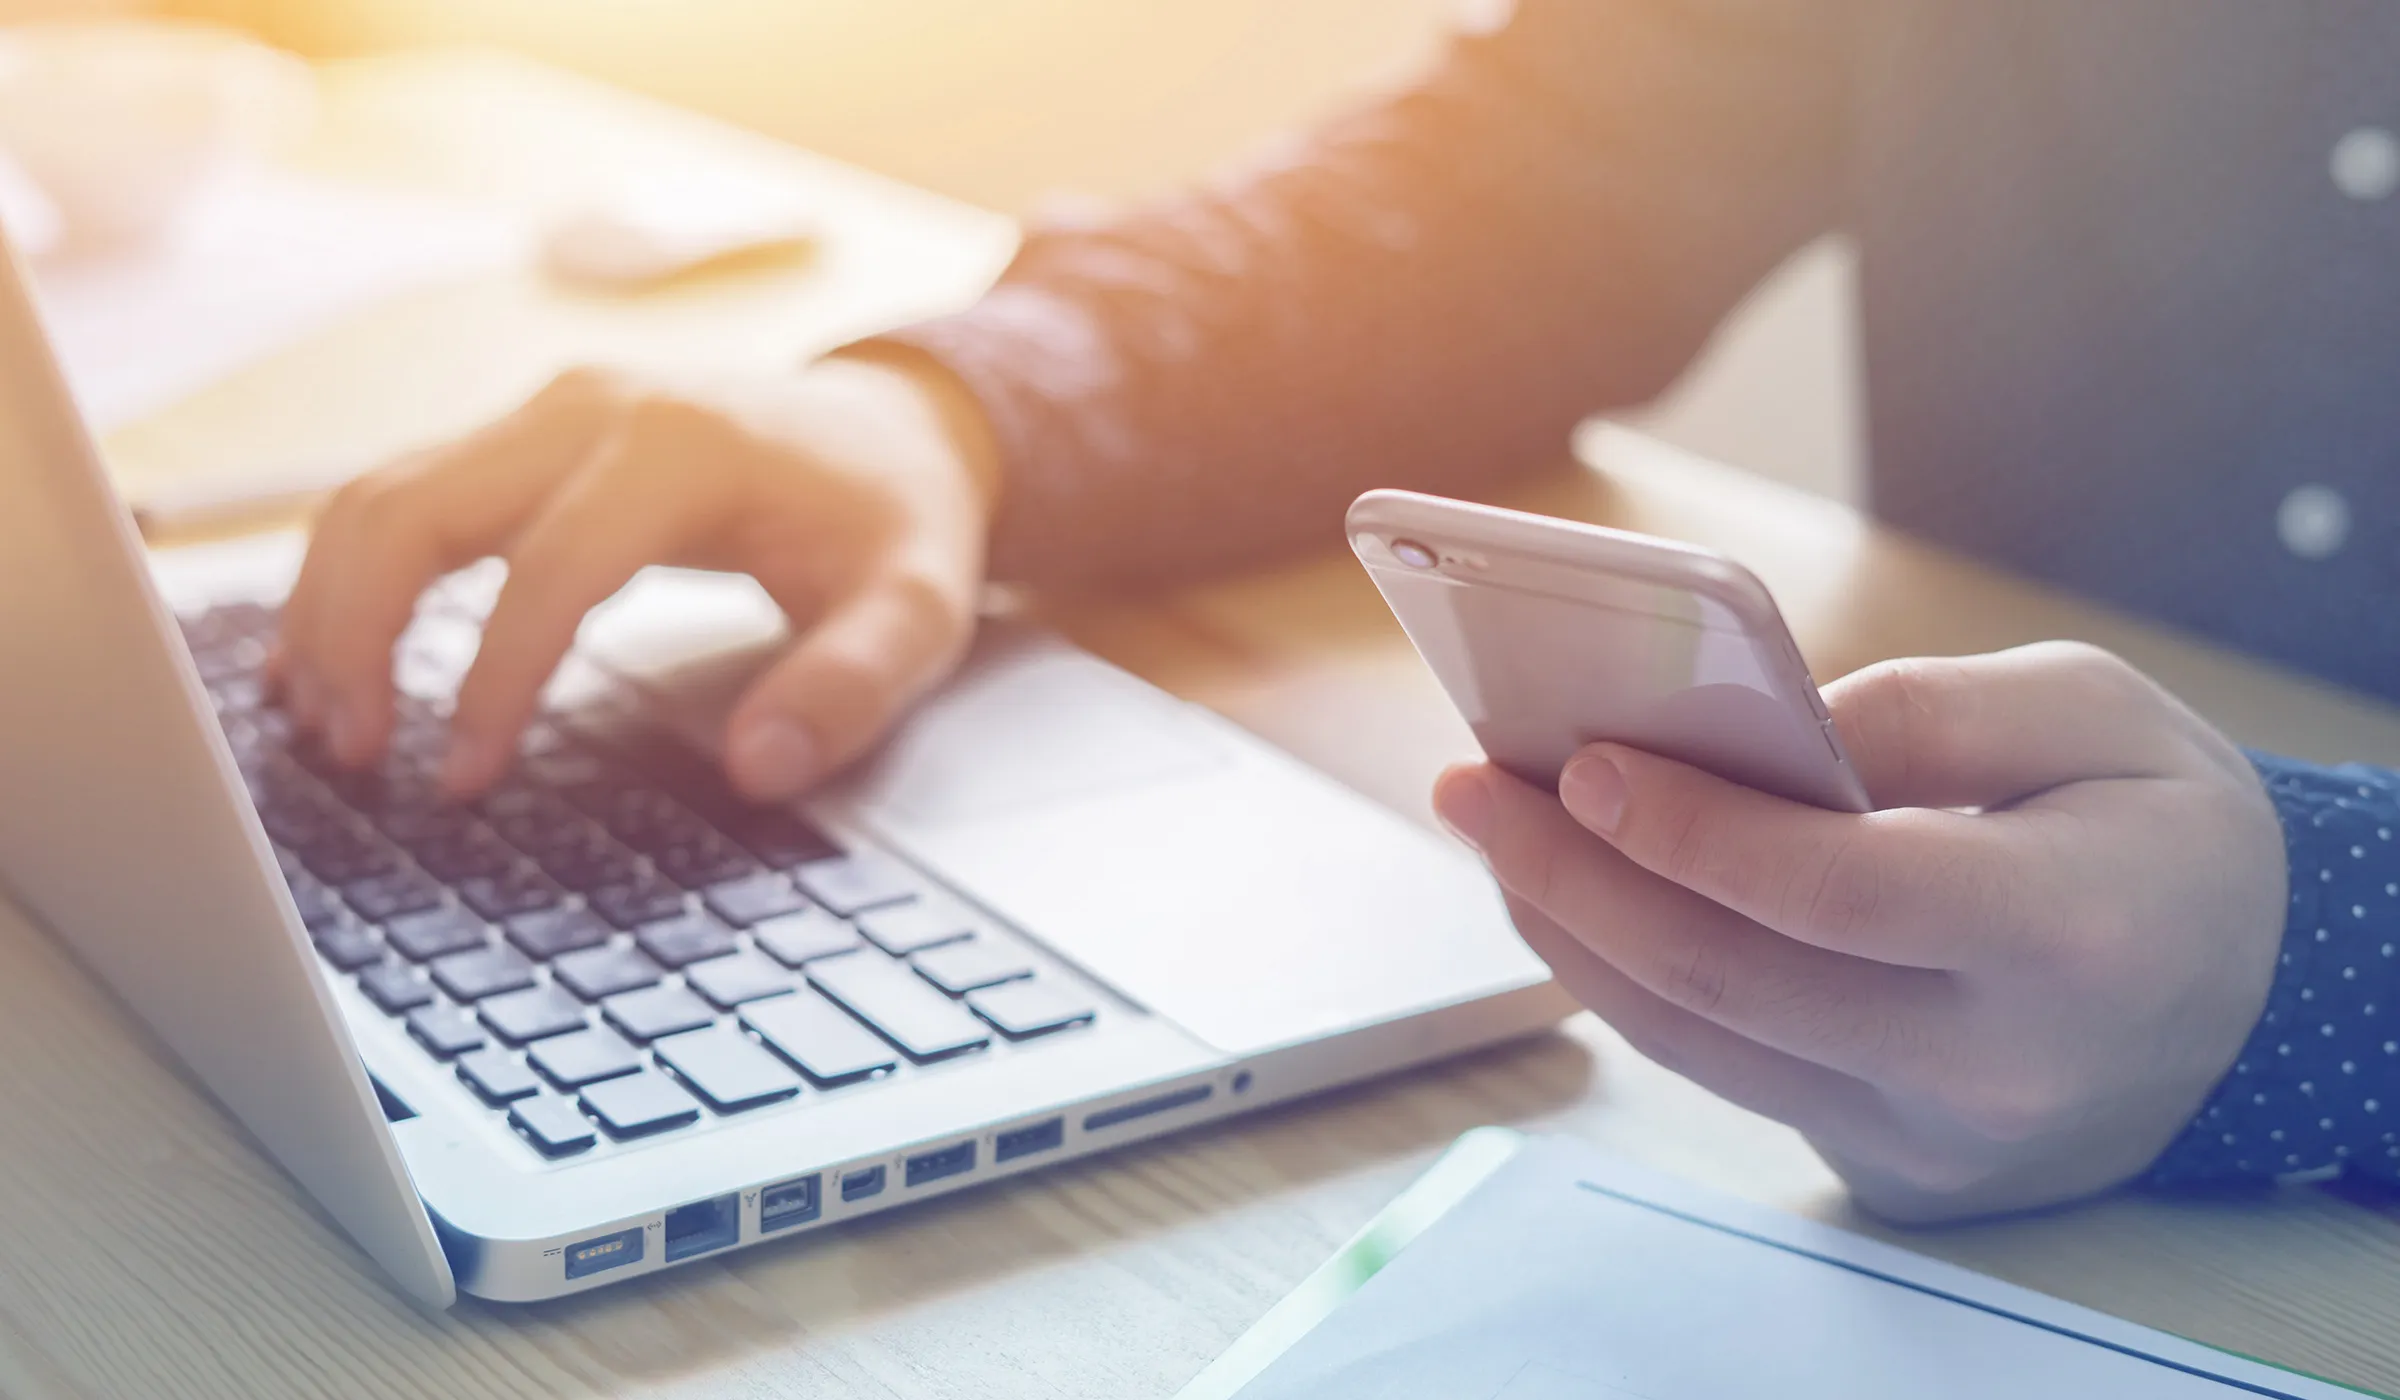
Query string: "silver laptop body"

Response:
xmin=0 ymin=238 xmax=1567 ymax=1306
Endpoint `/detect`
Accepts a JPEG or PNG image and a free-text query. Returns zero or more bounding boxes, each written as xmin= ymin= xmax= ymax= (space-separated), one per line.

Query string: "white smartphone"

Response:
xmin=1348 ymin=489 xmax=1873 ymax=813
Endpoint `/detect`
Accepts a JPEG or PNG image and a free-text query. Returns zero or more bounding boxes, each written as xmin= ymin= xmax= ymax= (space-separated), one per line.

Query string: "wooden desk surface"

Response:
xmin=5 ymin=47 xmax=2397 ymax=1400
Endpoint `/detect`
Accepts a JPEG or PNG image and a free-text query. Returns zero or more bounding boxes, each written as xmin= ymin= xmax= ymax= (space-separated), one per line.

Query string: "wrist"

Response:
xmin=2146 ymin=753 xmax=2400 ymax=1188
xmin=818 ymin=340 xmax=1004 ymax=518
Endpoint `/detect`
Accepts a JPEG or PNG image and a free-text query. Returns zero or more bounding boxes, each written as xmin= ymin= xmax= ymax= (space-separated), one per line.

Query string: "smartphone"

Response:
xmin=1348 ymin=489 xmax=1872 ymax=813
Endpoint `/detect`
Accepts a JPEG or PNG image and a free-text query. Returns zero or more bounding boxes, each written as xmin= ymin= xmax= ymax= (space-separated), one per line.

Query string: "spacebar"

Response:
xmin=806 ymin=953 xmax=991 ymax=1062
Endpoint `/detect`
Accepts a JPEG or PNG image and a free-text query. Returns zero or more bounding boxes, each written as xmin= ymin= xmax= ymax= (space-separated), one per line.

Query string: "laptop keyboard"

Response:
xmin=178 ymin=599 xmax=1099 ymax=1160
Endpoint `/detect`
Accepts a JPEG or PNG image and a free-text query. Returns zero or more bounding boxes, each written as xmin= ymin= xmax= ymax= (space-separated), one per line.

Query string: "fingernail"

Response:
xmin=438 ymin=731 xmax=501 ymax=794
xmin=1561 ymin=752 xmax=1628 ymax=835
xmin=1434 ymin=769 xmax=1492 ymax=850
xmin=731 ymin=718 xmax=821 ymax=797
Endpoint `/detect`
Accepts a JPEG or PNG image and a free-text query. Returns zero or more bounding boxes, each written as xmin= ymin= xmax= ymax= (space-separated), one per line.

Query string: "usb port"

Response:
xmin=904 ymin=1139 xmax=977 ymax=1188
xmin=564 ymin=1226 xmax=644 ymax=1280
xmin=760 ymin=1175 xmax=822 ymax=1233
xmin=841 ymin=1165 xmax=886 ymax=1202
xmin=994 ymin=1117 xmax=1064 ymax=1164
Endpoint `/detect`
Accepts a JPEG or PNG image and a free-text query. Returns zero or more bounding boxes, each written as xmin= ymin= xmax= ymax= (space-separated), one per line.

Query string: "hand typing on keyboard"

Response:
xmin=268 ymin=351 xmax=1000 ymax=799
xmin=186 ymin=601 xmax=1099 ymax=1158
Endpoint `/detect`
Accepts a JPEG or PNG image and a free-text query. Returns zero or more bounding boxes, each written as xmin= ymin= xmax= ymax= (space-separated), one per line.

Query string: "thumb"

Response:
xmin=1828 ymin=641 xmax=2182 ymax=810
xmin=722 ymin=571 xmax=974 ymax=799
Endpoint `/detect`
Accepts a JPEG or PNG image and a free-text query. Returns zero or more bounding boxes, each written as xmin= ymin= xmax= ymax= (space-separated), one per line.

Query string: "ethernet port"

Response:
xmin=662 ymin=1193 xmax=740 ymax=1263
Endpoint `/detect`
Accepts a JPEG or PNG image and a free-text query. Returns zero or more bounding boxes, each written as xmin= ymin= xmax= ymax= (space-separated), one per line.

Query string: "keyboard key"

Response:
xmin=515 ymin=723 xmax=574 ymax=759
xmin=969 ymin=980 xmax=1098 ymax=1040
xmin=597 ymin=790 xmax=706 ymax=852
xmin=386 ymin=709 xmax=451 ymax=762
xmin=555 ymin=850 xmax=650 ymax=896
xmin=286 ymin=878 xmax=346 ymax=932
xmin=260 ymin=790 xmax=327 ymax=843
xmin=382 ymin=906 xmax=490 ymax=962
xmin=585 ymin=874 xmax=687 ymax=929
xmin=552 ymin=944 xmax=664 ymax=1001
xmin=262 ymin=810 xmax=328 ymax=855
xmin=601 ymin=983 xmax=718 ymax=1043
xmin=654 ymin=1024 xmax=801 ymax=1112
xmin=484 ymin=792 xmax=585 ymax=855
xmin=508 ymin=1092 xmax=597 ymax=1156
xmin=376 ymin=795 xmax=474 ymax=840
xmin=912 ymin=939 xmax=1035 ymax=997
xmin=193 ymin=639 xmax=264 ymax=684
xmin=501 ymin=906 xmax=610 ymax=961
xmin=633 ymin=911 xmax=738 ymax=969
xmin=701 ymin=871 xmax=809 ymax=928
xmin=225 ymin=716 xmax=276 ymax=768
xmin=752 ymin=908 xmax=863 ymax=966
xmin=457 ymin=865 xmax=565 ymax=920
xmin=303 ymin=825 xmax=396 ymax=874
xmin=683 ymin=949 xmax=796 ymax=1009
xmin=430 ymin=945 xmax=537 ymax=1002
xmin=529 ymin=1026 xmax=644 ymax=1088
xmin=794 ymin=854 xmax=919 ymax=917
xmin=533 ymin=828 xmax=643 ymax=892
xmin=580 ymin=1069 xmax=703 ymax=1139
xmin=312 ymin=920 xmax=385 ymax=972
xmin=723 ymin=808 xmax=839 ymax=868
xmin=260 ymin=796 xmax=334 ymax=850
xmin=457 ymin=1047 xmax=543 ymax=1104
xmin=652 ymin=835 xmax=759 ymax=890
xmin=478 ymin=984 xmax=589 ymax=1044
xmin=807 ymin=953 xmax=989 ymax=1063
xmin=411 ymin=827 xmax=518 ymax=882
xmin=209 ymin=675 xmax=267 ymax=714
xmin=357 ymin=960 xmax=433 ymax=1013
xmin=741 ymin=990 xmax=898 ymax=1085
xmin=856 ymin=903 xmax=974 ymax=956
xmin=627 ymin=733 xmax=731 ymax=802
xmin=371 ymin=796 xmax=474 ymax=846
xmin=405 ymin=1003 xmax=487 ymax=1058
xmin=327 ymin=761 xmax=438 ymax=818
xmin=343 ymin=870 xmax=442 ymax=923
xmin=179 ymin=604 xmax=251 ymax=652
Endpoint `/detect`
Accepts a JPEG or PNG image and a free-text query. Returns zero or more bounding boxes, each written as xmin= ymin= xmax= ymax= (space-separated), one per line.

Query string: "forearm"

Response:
xmin=875 ymin=0 xmax=1851 ymax=590
xmin=2146 ymin=753 xmax=2400 ymax=1187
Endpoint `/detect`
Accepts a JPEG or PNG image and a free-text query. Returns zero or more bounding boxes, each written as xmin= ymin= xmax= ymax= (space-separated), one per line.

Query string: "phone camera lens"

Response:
xmin=1391 ymin=538 xmax=1438 ymax=569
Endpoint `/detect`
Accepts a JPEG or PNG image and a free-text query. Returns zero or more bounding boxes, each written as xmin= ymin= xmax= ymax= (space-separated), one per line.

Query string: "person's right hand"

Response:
xmin=271 ymin=350 xmax=1001 ymax=800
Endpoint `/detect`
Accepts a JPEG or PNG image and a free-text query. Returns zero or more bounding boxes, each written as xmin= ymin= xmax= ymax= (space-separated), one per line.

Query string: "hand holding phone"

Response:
xmin=1361 ymin=490 xmax=2295 ymax=1224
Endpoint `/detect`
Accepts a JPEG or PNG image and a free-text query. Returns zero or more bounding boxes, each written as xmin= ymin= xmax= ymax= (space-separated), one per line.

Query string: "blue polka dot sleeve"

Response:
xmin=2146 ymin=753 xmax=2400 ymax=1186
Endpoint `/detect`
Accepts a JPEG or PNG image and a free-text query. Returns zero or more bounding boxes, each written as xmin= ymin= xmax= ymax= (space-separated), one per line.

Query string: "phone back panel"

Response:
xmin=1349 ymin=491 xmax=1871 ymax=813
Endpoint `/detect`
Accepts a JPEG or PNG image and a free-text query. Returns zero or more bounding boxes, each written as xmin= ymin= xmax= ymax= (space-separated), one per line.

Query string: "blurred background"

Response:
xmin=6 ymin=0 xmax=1862 ymax=502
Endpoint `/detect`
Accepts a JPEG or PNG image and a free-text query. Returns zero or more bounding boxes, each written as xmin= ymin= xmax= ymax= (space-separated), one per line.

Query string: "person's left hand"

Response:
xmin=1432 ymin=641 xmax=2289 ymax=1221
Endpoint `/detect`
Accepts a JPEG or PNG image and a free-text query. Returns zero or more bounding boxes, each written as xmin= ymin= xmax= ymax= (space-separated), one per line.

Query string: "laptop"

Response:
xmin=0 ymin=237 xmax=1569 ymax=1306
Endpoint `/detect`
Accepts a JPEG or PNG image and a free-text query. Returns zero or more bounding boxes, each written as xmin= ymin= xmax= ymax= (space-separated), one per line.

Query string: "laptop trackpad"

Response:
xmin=839 ymin=630 xmax=1546 ymax=1057
xmin=839 ymin=632 xmax=1235 ymax=824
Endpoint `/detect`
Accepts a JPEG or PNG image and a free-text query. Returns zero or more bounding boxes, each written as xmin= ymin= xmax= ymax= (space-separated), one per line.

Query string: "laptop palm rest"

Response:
xmin=831 ymin=633 xmax=1556 ymax=1060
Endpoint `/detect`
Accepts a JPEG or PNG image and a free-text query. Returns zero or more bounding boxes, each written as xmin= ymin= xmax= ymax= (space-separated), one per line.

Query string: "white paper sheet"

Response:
xmin=24 ymin=168 xmax=524 ymax=433
xmin=1216 ymin=1134 xmax=2371 ymax=1400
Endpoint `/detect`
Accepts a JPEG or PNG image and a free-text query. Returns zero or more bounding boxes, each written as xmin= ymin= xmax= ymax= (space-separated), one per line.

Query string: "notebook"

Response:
xmin=1181 ymin=1129 xmax=2381 ymax=1400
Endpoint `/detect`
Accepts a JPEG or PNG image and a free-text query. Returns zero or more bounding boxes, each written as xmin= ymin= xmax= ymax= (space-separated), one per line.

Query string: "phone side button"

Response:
xmin=1820 ymin=719 xmax=1845 ymax=764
